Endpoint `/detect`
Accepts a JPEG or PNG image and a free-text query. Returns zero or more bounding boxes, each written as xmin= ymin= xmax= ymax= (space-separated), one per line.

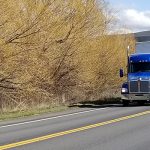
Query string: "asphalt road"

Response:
xmin=1 ymin=104 xmax=150 ymax=150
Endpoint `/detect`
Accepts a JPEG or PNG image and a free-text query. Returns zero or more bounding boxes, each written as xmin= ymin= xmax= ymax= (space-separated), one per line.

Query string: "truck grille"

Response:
xmin=129 ymin=80 xmax=150 ymax=93
xmin=130 ymin=81 xmax=138 ymax=92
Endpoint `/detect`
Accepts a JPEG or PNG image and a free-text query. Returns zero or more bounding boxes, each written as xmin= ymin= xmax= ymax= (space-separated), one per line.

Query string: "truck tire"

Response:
xmin=122 ymin=100 xmax=129 ymax=107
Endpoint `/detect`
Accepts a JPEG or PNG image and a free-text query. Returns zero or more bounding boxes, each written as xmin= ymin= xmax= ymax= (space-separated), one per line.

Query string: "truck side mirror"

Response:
xmin=120 ymin=69 xmax=124 ymax=77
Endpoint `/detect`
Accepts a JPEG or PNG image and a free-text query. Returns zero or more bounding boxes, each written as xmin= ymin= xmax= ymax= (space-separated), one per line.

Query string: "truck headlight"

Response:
xmin=121 ymin=88 xmax=128 ymax=93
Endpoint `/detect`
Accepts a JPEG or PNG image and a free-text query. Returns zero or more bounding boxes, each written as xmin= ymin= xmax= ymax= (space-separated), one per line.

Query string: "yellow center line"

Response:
xmin=1 ymin=110 xmax=150 ymax=150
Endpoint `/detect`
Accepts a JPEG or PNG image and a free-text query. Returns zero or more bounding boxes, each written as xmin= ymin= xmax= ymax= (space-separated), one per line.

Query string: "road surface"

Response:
xmin=0 ymin=104 xmax=150 ymax=150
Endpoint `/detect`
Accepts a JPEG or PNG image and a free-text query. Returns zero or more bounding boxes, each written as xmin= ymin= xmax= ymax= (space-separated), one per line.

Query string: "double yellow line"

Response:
xmin=1 ymin=110 xmax=150 ymax=150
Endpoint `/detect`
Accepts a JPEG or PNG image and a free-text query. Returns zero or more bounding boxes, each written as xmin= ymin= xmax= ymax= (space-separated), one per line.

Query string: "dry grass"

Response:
xmin=0 ymin=104 xmax=69 ymax=121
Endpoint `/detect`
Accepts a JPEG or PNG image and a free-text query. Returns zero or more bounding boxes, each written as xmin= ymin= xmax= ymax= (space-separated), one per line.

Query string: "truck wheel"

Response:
xmin=122 ymin=100 xmax=129 ymax=107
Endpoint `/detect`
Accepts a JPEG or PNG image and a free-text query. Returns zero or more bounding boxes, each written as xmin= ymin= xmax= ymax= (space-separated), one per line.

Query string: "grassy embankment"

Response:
xmin=0 ymin=0 xmax=135 ymax=120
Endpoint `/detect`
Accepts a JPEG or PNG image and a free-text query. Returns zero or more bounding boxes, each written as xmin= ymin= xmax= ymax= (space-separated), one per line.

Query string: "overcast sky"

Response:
xmin=106 ymin=0 xmax=150 ymax=33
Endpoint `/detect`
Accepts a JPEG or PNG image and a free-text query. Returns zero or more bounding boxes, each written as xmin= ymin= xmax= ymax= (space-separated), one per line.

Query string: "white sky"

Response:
xmin=106 ymin=0 xmax=150 ymax=33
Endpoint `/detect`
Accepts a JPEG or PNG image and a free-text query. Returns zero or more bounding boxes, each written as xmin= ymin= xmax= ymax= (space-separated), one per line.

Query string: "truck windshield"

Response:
xmin=129 ymin=62 xmax=150 ymax=73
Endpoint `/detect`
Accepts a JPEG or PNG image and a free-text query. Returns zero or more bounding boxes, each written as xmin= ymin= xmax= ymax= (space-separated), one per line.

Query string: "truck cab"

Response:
xmin=120 ymin=32 xmax=150 ymax=106
xmin=120 ymin=53 xmax=150 ymax=106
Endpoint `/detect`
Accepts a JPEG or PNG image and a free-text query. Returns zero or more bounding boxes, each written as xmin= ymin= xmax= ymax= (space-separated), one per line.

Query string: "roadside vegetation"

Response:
xmin=0 ymin=0 xmax=135 ymax=117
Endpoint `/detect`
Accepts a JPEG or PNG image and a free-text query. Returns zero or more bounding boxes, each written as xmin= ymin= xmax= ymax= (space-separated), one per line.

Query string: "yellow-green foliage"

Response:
xmin=0 ymin=0 xmax=135 ymax=111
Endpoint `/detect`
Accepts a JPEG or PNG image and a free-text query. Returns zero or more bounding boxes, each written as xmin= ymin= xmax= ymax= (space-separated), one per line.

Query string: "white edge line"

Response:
xmin=0 ymin=107 xmax=109 ymax=129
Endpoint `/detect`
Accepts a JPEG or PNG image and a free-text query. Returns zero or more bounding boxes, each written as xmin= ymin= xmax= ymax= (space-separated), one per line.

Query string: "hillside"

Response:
xmin=134 ymin=31 xmax=150 ymax=42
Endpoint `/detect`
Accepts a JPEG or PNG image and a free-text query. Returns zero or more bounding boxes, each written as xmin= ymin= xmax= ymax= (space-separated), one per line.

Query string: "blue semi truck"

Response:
xmin=120 ymin=40 xmax=150 ymax=106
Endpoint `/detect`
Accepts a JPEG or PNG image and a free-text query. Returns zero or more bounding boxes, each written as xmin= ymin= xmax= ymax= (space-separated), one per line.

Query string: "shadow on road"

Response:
xmin=69 ymin=98 xmax=150 ymax=109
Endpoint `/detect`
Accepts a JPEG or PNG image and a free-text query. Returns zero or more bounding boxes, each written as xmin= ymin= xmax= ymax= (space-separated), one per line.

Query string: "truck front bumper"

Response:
xmin=122 ymin=93 xmax=150 ymax=101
